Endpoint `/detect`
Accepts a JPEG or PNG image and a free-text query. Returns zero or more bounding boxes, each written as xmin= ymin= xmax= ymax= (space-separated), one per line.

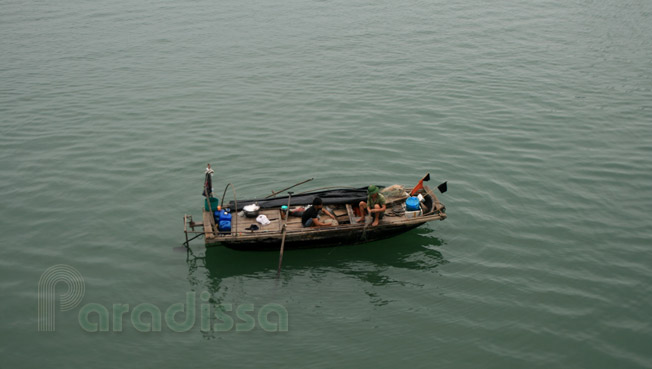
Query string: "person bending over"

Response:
xmin=302 ymin=197 xmax=337 ymax=227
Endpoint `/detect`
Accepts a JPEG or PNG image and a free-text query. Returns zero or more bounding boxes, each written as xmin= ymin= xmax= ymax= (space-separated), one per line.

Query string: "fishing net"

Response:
xmin=381 ymin=184 xmax=409 ymax=203
xmin=380 ymin=185 xmax=409 ymax=217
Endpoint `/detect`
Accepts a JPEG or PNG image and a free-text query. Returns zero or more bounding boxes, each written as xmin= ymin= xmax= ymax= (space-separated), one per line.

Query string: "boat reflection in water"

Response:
xmin=183 ymin=227 xmax=447 ymax=339
xmin=186 ymin=227 xmax=447 ymax=289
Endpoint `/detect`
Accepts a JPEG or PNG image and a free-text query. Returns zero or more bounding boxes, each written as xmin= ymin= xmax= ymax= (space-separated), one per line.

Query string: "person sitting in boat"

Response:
xmin=357 ymin=185 xmax=386 ymax=226
xmin=302 ymin=197 xmax=338 ymax=227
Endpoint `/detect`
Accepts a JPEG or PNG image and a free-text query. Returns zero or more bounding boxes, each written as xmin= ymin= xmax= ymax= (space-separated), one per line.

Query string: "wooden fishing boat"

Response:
xmin=183 ymin=174 xmax=447 ymax=251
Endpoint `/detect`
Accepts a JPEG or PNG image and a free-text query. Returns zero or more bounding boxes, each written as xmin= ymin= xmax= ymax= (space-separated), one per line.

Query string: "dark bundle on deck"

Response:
xmin=229 ymin=187 xmax=382 ymax=211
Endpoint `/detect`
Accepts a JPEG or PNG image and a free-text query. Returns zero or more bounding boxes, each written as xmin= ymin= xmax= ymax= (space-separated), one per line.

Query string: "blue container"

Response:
xmin=218 ymin=220 xmax=231 ymax=232
xmin=406 ymin=196 xmax=420 ymax=211
xmin=218 ymin=210 xmax=232 ymax=222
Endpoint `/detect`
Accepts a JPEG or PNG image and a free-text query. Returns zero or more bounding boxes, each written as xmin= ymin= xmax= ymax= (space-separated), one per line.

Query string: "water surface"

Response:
xmin=1 ymin=0 xmax=651 ymax=367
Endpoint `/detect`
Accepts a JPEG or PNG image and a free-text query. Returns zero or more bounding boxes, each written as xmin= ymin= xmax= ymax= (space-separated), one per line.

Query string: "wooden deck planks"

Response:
xmin=224 ymin=205 xmax=411 ymax=236
xmin=202 ymin=210 xmax=214 ymax=238
xmin=233 ymin=209 xmax=284 ymax=234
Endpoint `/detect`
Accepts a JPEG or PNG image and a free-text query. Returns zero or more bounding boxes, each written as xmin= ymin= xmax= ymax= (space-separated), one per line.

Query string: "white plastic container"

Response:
xmin=405 ymin=209 xmax=423 ymax=218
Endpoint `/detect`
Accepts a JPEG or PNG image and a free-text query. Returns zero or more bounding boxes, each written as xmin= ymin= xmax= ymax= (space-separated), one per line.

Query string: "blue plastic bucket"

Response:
xmin=406 ymin=196 xmax=420 ymax=211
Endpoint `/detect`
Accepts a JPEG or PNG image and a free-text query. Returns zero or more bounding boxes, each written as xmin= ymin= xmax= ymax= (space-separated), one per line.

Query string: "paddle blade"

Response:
xmin=424 ymin=173 xmax=430 ymax=182
xmin=437 ymin=181 xmax=448 ymax=193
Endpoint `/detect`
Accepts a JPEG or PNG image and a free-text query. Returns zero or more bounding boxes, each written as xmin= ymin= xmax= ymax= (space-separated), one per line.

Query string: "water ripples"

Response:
xmin=2 ymin=0 xmax=652 ymax=367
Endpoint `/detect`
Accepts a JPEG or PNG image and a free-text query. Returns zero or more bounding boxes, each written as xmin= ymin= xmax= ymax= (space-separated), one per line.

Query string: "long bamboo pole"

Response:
xmin=276 ymin=191 xmax=294 ymax=278
xmin=266 ymin=178 xmax=313 ymax=199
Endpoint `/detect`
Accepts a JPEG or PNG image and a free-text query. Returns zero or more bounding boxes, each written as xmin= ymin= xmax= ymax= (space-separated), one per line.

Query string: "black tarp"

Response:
xmin=227 ymin=186 xmax=383 ymax=211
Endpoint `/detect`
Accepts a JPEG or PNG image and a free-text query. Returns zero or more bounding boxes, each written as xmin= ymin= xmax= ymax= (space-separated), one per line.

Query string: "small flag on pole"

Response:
xmin=437 ymin=181 xmax=447 ymax=193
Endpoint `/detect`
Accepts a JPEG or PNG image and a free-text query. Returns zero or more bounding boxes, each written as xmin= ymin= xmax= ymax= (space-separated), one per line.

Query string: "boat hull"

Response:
xmin=209 ymin=221 xmax=431 ymax=251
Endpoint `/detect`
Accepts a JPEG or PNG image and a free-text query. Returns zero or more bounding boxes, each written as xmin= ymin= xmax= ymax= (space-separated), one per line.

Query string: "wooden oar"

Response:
xmin=266 ymin=178 xmax=313 ymax=199
xmin=276 ymin=191 xmax=294 ymax=278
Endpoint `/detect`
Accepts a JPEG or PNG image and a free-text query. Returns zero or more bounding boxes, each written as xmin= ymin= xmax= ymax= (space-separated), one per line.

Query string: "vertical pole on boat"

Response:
xmin=276 ymin=191 xmax=293 ymax=278
xmin=204 ymin=171 xmax=218 ymax=235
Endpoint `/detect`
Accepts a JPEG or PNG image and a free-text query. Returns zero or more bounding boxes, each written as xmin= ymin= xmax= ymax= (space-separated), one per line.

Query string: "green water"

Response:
xmin=2 ymin=0 xmax=652 ymax=367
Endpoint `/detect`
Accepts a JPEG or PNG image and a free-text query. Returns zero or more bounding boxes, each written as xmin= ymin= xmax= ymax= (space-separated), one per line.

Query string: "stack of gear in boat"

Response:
xmin=380 ymin=185 xmax=428 ymax=218
xmin=214 ymin=208 xmax=232 ymax=232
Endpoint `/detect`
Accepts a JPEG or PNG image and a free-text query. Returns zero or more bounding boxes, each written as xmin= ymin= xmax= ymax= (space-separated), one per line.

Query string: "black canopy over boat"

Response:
xmin=183 ymin=175 xmax=447 ymax=251
xmin=230 ymin=187 xmax=371 ymax=211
